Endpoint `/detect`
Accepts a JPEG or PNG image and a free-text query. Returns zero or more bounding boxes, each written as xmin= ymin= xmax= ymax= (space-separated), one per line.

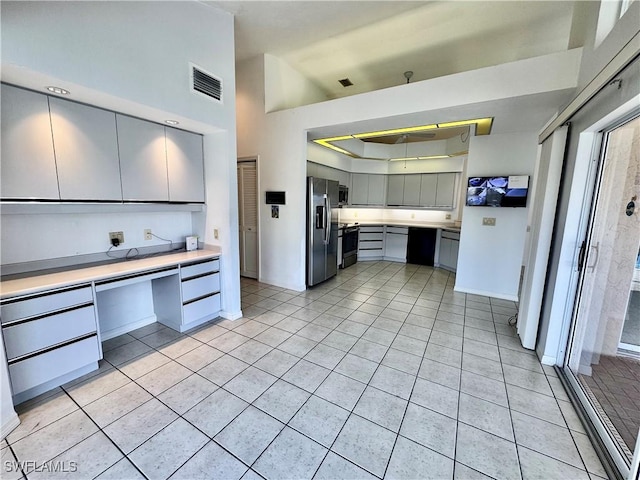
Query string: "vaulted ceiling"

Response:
xmin=207 ymin=1 xmax=588 ymax=101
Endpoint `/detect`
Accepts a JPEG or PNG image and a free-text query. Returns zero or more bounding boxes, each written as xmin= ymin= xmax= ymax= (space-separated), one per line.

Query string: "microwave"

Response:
xmin=338 ymin=185 xmax=348 ymax=206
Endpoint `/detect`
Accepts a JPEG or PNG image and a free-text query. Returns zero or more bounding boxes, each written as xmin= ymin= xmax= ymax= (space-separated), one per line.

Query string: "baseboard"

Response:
xmin=453 ymin=286 xmax=518 ymax=302
xmin=1 ymin=413 xmax=20 ymax=440
xmin=13 ymin=362 xmax=98 ymax=405
xmin=540 ymin=354 xmax=559 ymax=366
xmin=220 ymin=310 xmax=243 ymax=321
xmin=382 ymin=256 xmax=406 ymax=263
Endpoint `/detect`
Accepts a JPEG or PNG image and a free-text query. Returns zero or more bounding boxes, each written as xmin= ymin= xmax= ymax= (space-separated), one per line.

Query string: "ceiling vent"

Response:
xmin=190 ymin=63 xmax=223 ymax=103
xmin=338 ymin=78 xmax=353 ymax=87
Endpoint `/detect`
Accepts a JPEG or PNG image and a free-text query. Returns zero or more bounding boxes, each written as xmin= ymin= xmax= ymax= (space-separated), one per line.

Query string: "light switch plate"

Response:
xmin=482 ymin=217 xmax=496 ymax=226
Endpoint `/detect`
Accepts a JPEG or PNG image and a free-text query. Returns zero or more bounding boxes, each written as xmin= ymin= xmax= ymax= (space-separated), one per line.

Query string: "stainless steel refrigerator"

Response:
xmin=307 ymin=177 xmax=339 ymax=286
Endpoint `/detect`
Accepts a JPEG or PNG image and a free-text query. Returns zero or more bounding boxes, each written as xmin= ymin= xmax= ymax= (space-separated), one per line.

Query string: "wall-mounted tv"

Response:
xmin=466 ymin=175 xmax=529 ymax=207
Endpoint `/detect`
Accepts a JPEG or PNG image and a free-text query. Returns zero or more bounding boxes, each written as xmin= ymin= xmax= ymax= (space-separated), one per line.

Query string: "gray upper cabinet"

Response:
xmin=436 ymin=173 xmax=456 ymax=207
xmin=386 ymin=175 xmax=404 ymax=206
xmin=419 ymin=174 xmax=437 ymax=207
xmin=350 ymin=173 xmax=370 ymax=205
xmin=1 ymin=84 xmax=59 ymax=200
xmin=367 ymin=174 xmax=386 ymax=206
xmin=166 ymin=127 xmax=205 ymax=203
xmin=403 ymin=174 xmax=421 ymax=206
xmin=117 ymin=115 xmax=169 ymax=201
xmin=49 ymin=98 xmax=122 ymax=201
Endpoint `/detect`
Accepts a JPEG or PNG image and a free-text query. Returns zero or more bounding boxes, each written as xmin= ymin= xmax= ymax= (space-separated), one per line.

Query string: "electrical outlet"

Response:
xmin=109 ymin=231 xmax=124 ymax=246
xmin=482 ymin=217 xmax=496 ymax=226
xmin=214 ymin=229 xmax=219 ymax=239
xmin=445 ymin=213 xmax=451 ymax=220
xmin=144 ymin=229 xmax=152 ymax=241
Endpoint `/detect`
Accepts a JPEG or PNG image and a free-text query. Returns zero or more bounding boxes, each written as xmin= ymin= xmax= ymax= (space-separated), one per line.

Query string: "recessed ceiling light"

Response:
xmin=46 ymin=86 xmax=70 ymax=95
xmin=165 ymin=120 xmax=180 ymax=125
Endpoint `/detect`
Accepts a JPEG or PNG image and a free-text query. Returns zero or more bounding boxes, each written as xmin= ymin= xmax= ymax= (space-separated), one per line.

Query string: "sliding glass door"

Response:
xmin=564 ymin=115 xmax=640 ymax=478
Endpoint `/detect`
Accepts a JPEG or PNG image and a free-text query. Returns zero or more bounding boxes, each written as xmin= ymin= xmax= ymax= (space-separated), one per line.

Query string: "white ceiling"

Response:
xmin=206 ymin=0 xmax=581 ymax=100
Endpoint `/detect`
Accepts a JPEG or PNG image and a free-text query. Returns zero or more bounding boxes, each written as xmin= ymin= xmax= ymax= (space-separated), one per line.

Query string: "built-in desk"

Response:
xmin=0 ymin=248 xmax=221 ymax=404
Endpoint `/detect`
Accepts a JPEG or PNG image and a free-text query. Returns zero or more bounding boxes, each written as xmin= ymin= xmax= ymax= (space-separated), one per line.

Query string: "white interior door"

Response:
xmin=238 ymin=161 xmax=258 ymax=279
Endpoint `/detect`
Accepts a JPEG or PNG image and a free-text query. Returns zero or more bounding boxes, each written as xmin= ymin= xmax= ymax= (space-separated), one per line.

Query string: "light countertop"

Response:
xmin=340 ymin=219 xmax=461 ymax=232
xmin=0 ymin=248 xmax=221 ymax=299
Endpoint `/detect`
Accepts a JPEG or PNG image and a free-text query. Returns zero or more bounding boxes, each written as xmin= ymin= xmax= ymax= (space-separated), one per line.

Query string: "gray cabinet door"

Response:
xmin=419 ymin=174 xmax=437 ymax=207
xmin=1 ymin=85 xmax=59 ymax=199
xmin=386 ymin=175 xmax=405 ymax=206
xmin=49 ymin=98 xmax=122 ymax=200
xmin=117 ymin=115 xmax=169 ymax=201
xmin=436 ymin=173 xmax=456 ymax=208
xmin=367 ymin=174 xmax=386 ymax=205
xmin=166 ymin=127 xmax=205 ymax=203
xmin=403 ymin=174 xmax=421 ymax=206
xmin=350 ymin=173 xmax=369 ymax=205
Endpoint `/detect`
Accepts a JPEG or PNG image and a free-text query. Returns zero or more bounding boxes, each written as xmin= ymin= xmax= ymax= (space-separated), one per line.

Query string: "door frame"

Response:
xmin=558 ymin=106 xmax=640 ymax=479
xmin=238 ymin=155 xmax=260 ymax=280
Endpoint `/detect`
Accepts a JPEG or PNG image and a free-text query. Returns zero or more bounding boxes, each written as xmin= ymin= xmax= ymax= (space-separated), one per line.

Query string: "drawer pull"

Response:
xmin=0 ymin=284 xmax=91 ymax=306
xmin=7 ymin=332 xmax=97 ymax=365
xmin=183 ymin=291 xmax=219 ymax=306
xmin=1 ymin=302 xmax=94 ymax=328
xmin=181 ymin=270 xmax=219 ymax=283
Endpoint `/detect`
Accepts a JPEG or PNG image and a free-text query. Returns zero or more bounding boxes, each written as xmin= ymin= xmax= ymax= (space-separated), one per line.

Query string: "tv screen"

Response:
xmin=466 ymin=175 xmax=529 ymax=207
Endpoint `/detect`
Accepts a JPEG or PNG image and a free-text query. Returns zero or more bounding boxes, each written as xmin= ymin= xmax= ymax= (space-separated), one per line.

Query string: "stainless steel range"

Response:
xmin=341 ymin=225 xmax=359 ymax=268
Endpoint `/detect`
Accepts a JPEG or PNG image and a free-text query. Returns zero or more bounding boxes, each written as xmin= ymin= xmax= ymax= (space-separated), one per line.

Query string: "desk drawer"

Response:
xmin=181 ymin=259 xmax=219 ymax=280
xmin=183 ymin=293 xmax=221 ymax=324
xmin=1 ymin=286 xmax=92 ymax=324
xmin=182 ymin=272 xmax=220 ymax=303
xmin=359 ymin=240 xmax=383 ymax=250
xmin=360 ymin=233 xmax=383 ymax=242
xmin=9 ymin=335 xmax=100 ymax=395
xmin=3 ymin=305 xmax=97 ymax=361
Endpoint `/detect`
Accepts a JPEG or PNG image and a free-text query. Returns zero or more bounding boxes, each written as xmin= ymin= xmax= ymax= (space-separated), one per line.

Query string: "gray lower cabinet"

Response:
xmin=358 ymin=225 xmax=385 ymax=260
xmin=49 ymin=97 xmax=122 ymax=201
xmin=1 ymin=84 xmax=60 ymax=200
xmin=0 ymin=285 xmax=100 ymax=403
xmin=166 ymin=127 xmax=205 ymax=203
xmin=178 ymin=259 xmax=221 ymax=331
xmin=384 ymin=226 xmax=408 ymax=261
xmin=439 ymin=230 xmax=460 ymax=271
xmin=117 ymin=114 xmax=169 ymax=201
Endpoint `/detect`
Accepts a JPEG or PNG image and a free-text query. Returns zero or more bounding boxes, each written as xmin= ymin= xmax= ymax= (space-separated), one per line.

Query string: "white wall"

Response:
xmin=264 ymin=54 xmax=328 ymax=112
xmin=1 ymin=212 xmax=193 ymax=265
xmin=237 ymin=50 xmax=580 ymax=291
xmin=454 ymin=132 xmax=537 ymax=301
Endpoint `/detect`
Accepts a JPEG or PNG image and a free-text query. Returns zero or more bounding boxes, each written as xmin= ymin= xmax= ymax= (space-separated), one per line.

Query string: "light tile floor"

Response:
xmin=1 ymin=262 xmax=610 ymax=479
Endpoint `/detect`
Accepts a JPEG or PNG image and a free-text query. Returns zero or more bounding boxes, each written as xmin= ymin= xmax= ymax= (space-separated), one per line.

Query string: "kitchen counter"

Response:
xmin=340 ymin=219 xmax=461 ymax=232
xmin=0 ymin=247 xmax=221 ymax=299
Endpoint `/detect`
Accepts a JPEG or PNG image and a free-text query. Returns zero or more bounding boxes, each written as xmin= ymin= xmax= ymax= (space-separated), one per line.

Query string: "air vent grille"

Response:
xmin=191 ymin=65 xmax=222 ymax=102
xmin=338 ymin=78 xmax=353 ymax=87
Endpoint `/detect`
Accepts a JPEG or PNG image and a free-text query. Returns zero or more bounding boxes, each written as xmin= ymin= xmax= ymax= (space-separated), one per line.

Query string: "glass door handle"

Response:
xmin=587 ymin=243 xmax=600 ymax=271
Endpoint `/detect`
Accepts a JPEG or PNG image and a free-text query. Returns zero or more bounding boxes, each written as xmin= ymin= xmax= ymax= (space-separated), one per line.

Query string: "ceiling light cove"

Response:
xmin=312 ymin=118 xmax=492 ymax=160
